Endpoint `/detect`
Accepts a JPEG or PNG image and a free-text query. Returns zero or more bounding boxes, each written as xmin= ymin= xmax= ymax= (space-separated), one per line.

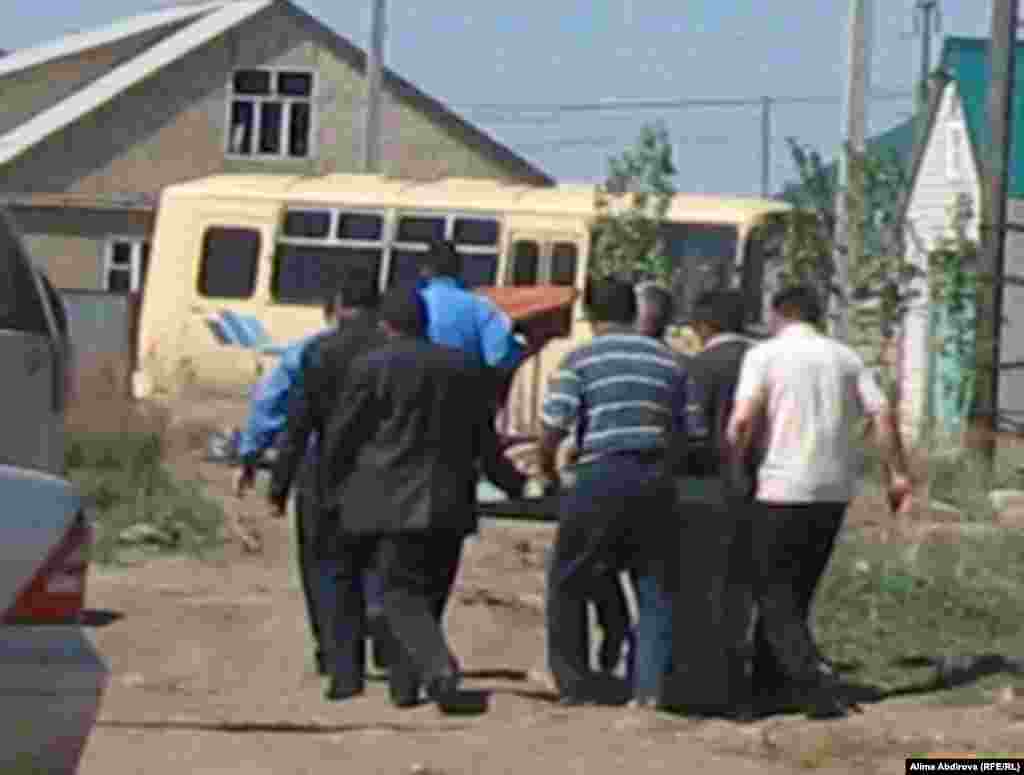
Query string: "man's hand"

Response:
xmin=268 ymin=493 xmax=288 ymax=520
xmin=234 ymin=464 xmax=257 ymax=498
xmin=887 ymin=472 xmax=914 ymax=515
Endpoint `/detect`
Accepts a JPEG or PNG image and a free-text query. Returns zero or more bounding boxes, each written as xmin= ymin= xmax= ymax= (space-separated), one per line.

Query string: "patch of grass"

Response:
xmin=816 ymin=527 xmax=1024 ymax=695
xmin=66 ymin=426 xmax=224 ymax=564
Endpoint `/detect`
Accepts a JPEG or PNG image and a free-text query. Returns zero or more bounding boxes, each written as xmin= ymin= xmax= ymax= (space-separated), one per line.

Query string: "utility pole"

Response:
xmin=832 ymin=0 xmax=873 ymax=342
xmin=760 ymin=97 xmax=773 ymax=198
xmin=914 ymin=1 xmax=940 ymax=142
xmin=361 ymin=0 xmax=387 ymax=173
xmin=971 ymin=0 xmax=1018 ymax=462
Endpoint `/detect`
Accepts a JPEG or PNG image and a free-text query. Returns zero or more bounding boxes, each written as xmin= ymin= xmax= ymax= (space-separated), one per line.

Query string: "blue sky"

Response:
xmin=5 ymin=1 xmax=996 ymax=195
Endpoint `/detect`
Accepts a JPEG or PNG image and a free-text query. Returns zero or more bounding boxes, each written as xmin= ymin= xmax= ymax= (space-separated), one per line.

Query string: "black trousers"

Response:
xmin=748 ymin=501 xmax=847 ymax=691
xmin=547 ymin=455 xmax=678 ymax=698
xmin=294 ymin=491 xmax=322 ymax=655
xmin=330 ymin=532 xmax=464 ymax=701
xmin=661 ymin=479 xmax=757 ymax=716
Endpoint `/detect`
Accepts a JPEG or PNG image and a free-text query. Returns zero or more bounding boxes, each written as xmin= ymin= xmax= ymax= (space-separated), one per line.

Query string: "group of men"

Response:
xmin=235 ymin=237 xmax=913 ymax=719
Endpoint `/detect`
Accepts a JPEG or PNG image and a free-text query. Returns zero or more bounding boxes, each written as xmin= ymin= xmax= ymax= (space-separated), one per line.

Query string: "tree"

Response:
xmin=928 ymin=194 xmax=981 ymax=445
xmin=589 ymin=122 xmax=678 ymax=284
xmin=779 ymin=139 xmax=921 ymax=398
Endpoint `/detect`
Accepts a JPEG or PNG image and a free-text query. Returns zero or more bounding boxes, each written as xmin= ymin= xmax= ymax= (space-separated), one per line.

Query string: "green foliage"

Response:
xmin=780 ymin=140 xmax=921 ymax=395
xmin=928 ymin=194 xmax=981 ymax=443
xmin=778 ymin=140 xmax=838 ymax=302
xmin=818 ymin=528 xmax=1024 ymax=691
xmin=590 ymin=122 xmax=677 ymax=283
xmin=66 ymin=429 xmax=224 ymax=563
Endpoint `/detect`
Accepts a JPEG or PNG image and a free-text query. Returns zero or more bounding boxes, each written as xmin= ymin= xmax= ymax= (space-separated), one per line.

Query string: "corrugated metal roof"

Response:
xmin=940 ymin=36 xmax=1024 ymax=198
xmin=165 ymin=173 xmax=790 ymax=222
xmin=0 ymin=1 xmax=271 ymax=168
xmin=0 ymin=2 xmax=230 ymax=79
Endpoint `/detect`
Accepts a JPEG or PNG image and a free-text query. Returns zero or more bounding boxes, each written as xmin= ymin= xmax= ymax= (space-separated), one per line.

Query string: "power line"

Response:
xmin=453 ymin=90 xmax=913 ymax=115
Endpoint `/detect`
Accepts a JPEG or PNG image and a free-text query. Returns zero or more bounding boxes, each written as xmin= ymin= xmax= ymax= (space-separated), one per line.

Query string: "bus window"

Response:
xmin=397 ymin=216 xmax=445 ymax=243
xmin=511 ymin=241 xmax=539 ymax=286
xmin=198 ymin=227 xmax=260 ymax=299
xmin=551 ymin=243 xmax=578 ymax=286
xmin=272 ymin=245 xmax=382 ymax=304
xmin=282 ymin=209 xmax=330 ymax=239
xmin=658 ymin=223 xmax=738 ymax=322
xmin=458 ymin=252 xmax=497 ymax=288
xmin=388 ymin=249 xmax=425 ymax=289
xmin=741 ymin=218 xmax=785 ymax=324
xmin=337 ymin=213 xmax=384 ymax=241
xmin=453 ymin=217 xmax=500 ymax=247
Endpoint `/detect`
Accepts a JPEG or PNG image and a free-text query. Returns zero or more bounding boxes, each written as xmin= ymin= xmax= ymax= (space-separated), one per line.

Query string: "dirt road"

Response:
xmin=78 ymin=454 xmax=1024 ymax=774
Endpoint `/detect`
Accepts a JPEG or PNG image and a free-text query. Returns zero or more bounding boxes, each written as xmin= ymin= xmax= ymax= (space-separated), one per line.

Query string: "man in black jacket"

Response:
xmin=319 ymin=288 xmax=527 ymax=712
xmin=661 ymin=289 xmax=759 ymax=718
xmin=268 ymin=265 xmax=389 ymax=700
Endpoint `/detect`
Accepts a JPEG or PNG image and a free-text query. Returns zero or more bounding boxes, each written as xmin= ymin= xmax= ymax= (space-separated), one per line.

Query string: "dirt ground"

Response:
xmin=77 ymin=400 xmax=1024 ymax=774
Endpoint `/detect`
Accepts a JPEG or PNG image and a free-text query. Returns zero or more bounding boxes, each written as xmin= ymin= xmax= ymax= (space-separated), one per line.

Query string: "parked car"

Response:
xmin=0 ymin=209 xmax=108 ymax=772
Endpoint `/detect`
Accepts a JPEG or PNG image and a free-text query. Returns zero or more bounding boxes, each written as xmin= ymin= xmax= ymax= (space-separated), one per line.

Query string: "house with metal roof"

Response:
xmin=0 ymin=0 xmax=552 ymax=293
xmin=896 ymin=36 xmax=1024 ymax=443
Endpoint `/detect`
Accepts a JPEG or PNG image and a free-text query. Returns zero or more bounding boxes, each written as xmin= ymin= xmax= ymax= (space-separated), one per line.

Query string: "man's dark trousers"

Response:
xmin=294 ymin=491 xmax=324 ymax=668
xmin=547 ymin=453 xmax=678 ymax=700
xmin=326 ymin=532 xmax=464 ymax=701
xmin=748 ymin=502 xmax=847 ymax=695
xmin=660 ymin=478 xmax=756 ymax=716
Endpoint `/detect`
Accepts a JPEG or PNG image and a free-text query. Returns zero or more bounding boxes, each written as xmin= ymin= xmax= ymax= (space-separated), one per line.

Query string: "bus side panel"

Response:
xmin=134 ymin=195 xmax=283 ymax=399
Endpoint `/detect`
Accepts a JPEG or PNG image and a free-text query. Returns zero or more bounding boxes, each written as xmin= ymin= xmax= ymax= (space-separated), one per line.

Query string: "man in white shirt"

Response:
xmin=726 ymin=285 xmax=912 ymax=718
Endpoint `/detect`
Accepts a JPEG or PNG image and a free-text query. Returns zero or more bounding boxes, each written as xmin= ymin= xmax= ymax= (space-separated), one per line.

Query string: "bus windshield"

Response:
xmin=658 ymin=222 xmax=739 ymax=323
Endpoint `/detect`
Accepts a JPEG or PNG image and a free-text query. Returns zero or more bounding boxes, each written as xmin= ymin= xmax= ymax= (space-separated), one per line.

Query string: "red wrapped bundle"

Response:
xmin=476 ymin=286 xmax=577 ymax=351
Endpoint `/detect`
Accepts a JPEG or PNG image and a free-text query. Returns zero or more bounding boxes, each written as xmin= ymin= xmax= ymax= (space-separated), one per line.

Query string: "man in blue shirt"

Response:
xmin=417 ymin=239 xmax=526 ymax=372
xmin=234 ymin=297 xmax=340 ymax=676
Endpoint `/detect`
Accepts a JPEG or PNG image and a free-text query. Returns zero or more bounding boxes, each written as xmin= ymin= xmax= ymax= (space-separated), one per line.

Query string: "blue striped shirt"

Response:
xmin=541 ymin=331 xmax=689 ymax=463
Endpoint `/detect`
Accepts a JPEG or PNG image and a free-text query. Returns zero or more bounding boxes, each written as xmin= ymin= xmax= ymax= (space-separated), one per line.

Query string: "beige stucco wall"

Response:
xmin=10 ymin=206 xmax=153 ymax=290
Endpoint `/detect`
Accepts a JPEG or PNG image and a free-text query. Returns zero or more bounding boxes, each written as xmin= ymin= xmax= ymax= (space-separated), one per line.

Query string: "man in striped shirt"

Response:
xmin=538 ymin=277 xmax=688 ymax=706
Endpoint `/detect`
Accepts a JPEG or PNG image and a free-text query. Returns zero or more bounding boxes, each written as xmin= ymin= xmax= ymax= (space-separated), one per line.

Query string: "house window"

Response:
xmin=947 ymin=122 xmax=967 ymax=182
xmin=103 ymin=238 xmax=150 ymax=293
xmin=227 ymin=69 xmax=315 ymax=159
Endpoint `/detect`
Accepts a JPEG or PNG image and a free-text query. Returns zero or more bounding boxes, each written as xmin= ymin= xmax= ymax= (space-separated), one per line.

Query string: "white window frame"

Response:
xmin=225 ymin=68 xmax=318 ymax=161
xmin=102 ymin=236 xmax=150 ymax=293
xmin=273 ymin=206 xmax=388 ymax=302
xmin=389 ymin=211 xmax=503 ymax=288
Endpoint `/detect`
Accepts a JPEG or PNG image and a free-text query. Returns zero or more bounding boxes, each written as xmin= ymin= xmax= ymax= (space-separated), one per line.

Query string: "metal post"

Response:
xmin=760 ymin=97 xmax=773 ymax=198
xmin=832 ymin=0 xmax=872 ymax=342
xmin=361 ymin=0 xmax=386 ymax=173
xmin=971 ymin=0 xmax=1019 ymax=462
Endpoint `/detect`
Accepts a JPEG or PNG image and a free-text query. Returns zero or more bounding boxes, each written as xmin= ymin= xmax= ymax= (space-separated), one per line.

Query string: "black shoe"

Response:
xmin=802 ymin=683 xmax=858 ymax=720
xmin=427 ymin=675 xmax=489 ymax=715
xmin=389 ymin=677 xmax=422 ymax=708
xmin=325 ymin=679 xmax=364 ymax=702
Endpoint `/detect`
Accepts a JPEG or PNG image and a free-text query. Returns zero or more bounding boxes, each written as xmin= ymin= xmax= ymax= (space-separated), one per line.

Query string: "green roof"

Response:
xmin=939 ymin=36 xmax=1024 ymax=198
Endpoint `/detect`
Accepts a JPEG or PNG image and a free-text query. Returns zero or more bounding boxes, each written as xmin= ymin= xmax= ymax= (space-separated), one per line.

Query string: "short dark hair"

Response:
xmin=692 ymin=290 xmax=746 ymax=334
xmin=330 ymin=265 xmax=380 ymax=313
xmin=636 ymin=282 xmax=675 ymax=333
xmin=378 ymin=287 xmax=428 ymax=337
xmin=421 ymin=239 xmax=461 ymax=277
xmin=771 ymin=285 xmax=823 ymax=325
xmin=584 ymin=276 xmax=637 ymax=325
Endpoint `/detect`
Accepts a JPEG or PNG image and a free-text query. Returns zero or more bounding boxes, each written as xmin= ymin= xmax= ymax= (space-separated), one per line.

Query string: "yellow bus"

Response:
xmin=133 ymin=173 xmax=789 ymax=436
